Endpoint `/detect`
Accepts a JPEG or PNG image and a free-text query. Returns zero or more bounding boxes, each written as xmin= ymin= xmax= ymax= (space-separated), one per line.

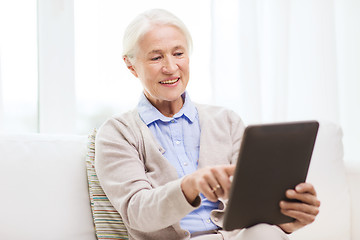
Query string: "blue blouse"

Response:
xmin=137 ymin=92 xmax=219 ymax=233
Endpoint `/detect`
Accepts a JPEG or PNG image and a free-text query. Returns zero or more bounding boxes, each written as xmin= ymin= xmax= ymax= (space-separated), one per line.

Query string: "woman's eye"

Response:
xmin=174 ymin=52 xmax=184 ymax=57
xmin=151 ymin=56 xmax=161 ymax=61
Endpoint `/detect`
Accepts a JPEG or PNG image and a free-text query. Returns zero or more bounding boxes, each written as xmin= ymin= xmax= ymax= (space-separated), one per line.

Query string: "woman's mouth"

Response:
xmin=160 ymin=77 xmax=180 ymax=85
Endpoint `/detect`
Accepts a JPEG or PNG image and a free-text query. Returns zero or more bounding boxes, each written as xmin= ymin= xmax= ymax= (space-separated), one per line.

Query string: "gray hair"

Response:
xmin=122 ymin=9 xmax=193 ymax=63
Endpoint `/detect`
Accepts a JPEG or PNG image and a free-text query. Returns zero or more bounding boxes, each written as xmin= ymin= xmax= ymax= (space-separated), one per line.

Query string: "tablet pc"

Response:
xmin=223 ymin=121 xmax=319 ymax=231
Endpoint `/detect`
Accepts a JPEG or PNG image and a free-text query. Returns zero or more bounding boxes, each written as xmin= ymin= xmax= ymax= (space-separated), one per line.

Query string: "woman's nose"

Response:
xmin=162 ymin=56 xmax=178 ymax=74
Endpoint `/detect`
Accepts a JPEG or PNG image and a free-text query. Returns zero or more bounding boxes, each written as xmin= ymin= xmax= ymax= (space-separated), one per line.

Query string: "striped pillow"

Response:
xmin=86 ymin=129 xmax=129 ymax=240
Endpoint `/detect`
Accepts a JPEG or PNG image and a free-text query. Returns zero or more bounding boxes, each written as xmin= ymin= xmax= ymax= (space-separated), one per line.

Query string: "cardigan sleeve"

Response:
xmin=95 ymin=116 xmax=200 ymax=232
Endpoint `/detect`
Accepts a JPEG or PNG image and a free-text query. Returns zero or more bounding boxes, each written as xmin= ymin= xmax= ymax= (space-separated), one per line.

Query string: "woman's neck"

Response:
xmin=146 ymin=94 xmax=185 ymax=118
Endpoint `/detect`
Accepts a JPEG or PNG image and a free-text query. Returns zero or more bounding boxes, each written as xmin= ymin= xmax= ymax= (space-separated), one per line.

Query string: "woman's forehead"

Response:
xmin=139 ymin=25 xmax=188 ymax=52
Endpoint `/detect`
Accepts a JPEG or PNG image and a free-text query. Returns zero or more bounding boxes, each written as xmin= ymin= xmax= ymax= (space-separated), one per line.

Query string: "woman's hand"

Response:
xmin=181 ymin=165 xmax=236 ymax=204
xmin=278 ymin=182 xmax=321 ymax=234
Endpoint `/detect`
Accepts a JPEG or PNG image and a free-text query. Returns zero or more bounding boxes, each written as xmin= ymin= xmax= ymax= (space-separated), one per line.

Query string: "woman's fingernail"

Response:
xmin=287 ymin=189 xmax=295 ymax=196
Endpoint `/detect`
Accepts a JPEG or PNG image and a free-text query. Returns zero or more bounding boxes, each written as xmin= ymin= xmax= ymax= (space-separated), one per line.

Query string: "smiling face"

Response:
xmin=124 ymin=25 xmax=190 ymax=115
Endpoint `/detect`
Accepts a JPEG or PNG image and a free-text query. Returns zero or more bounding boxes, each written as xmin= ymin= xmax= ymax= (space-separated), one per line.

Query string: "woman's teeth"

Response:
xmin=160 ymin=78 xmax=179 ymax=84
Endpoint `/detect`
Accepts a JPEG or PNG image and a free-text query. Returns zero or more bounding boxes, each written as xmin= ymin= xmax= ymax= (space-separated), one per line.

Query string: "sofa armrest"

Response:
xmin=346 ymin=162 xmax=360 ymax=240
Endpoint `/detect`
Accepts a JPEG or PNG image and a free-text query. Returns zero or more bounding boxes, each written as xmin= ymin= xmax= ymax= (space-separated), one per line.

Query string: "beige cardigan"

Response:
xmin=95 ymin=103 xmax=245 ymax=239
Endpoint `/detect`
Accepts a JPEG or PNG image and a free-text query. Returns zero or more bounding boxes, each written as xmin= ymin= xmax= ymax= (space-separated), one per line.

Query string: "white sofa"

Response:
xmin=0 ymin=121 xmax=359 ymax=240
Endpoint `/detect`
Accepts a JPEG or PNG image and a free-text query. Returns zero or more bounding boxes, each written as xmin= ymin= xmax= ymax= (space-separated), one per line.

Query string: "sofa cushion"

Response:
xmin=0 ymin=134 xmax=97 ymax=240
xmin=86 ymin=129 xmax=129 ymax=239
xmin=290 ymin=121 xmax=351 ymax=240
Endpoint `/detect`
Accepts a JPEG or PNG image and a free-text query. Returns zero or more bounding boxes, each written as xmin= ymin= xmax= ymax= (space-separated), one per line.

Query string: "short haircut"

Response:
xmin=122 ymin=9 xmax=193 ymax=63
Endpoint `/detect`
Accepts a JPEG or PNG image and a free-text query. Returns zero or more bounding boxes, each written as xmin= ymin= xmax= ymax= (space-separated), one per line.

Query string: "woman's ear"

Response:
xmin=123 ymin=56 xmax=138 ymax=78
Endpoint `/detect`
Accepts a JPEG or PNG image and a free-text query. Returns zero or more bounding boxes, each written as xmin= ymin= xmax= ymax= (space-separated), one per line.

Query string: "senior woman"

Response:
xmin=95 ymin=9 xmax=320 ymax=240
